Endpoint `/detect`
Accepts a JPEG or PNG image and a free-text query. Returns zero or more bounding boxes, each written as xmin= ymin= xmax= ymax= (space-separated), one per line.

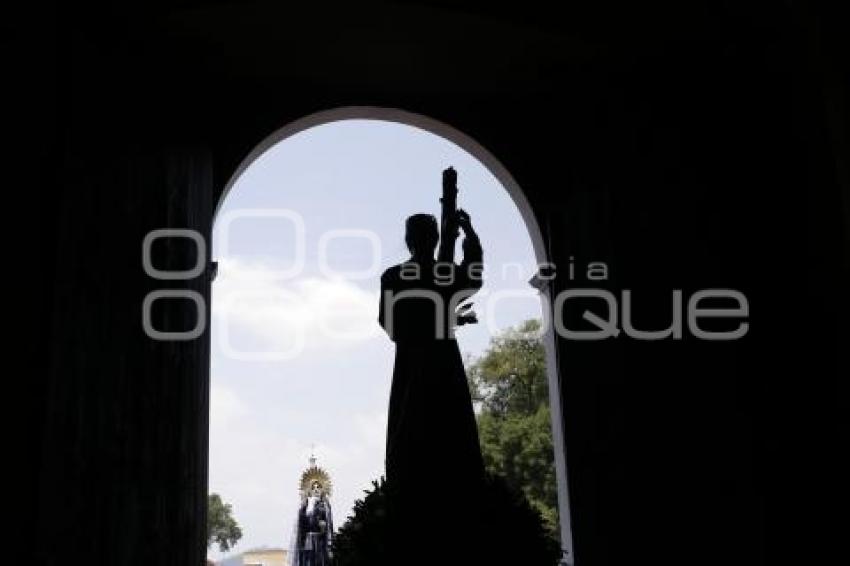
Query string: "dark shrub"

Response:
xmin=334 ymin=473 xmax=562 ymax=566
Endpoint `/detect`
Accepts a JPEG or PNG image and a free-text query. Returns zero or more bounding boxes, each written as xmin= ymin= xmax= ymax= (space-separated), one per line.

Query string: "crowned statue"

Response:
xmin=289 ymin=454 xmax=334 ymax=566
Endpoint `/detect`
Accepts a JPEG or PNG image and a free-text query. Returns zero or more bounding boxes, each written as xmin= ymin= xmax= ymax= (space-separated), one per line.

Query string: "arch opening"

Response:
xmin=209 ymin=107 xmax=574 ymax=565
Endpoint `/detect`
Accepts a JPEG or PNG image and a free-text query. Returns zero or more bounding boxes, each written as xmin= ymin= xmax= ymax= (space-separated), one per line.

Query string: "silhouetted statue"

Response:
xmin=378 ymin=168 xmax=486 ymax=561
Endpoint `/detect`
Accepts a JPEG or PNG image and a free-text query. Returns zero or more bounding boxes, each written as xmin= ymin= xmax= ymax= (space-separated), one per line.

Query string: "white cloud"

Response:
xmin=210 ymin=383 xmax=248 ymax=428
xmin=212 ymin=257 xmax=382 ymax=359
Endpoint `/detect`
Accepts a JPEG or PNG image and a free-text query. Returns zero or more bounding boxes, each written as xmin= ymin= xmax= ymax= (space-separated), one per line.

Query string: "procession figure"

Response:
xmin=290 ymin=456 xmax=333 ymax=566
xmin=378 ymin=167 xmax=487 ymax=557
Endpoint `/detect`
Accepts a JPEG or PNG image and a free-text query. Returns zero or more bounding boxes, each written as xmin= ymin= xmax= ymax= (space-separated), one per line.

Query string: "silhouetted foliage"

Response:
xmin=333 ymin=478 xmax=392 ymax=565
xmin=333 ymin=473 xmax=561 ymax=566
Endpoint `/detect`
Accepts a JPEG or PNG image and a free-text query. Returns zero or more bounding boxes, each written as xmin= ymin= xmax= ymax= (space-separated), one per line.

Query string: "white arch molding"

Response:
xmin=215 ymin=106 xmax=575 ymax=565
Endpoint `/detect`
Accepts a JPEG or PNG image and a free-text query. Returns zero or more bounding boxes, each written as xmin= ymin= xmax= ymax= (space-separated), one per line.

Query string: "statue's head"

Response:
xmin=405 ymin=214 xmax=439 ymax=259
xmin=310 ymin=480 xmax=323 ymax=498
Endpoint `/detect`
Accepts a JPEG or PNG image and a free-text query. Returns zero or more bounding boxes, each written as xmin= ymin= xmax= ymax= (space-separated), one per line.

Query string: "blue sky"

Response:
xmin=208 ymin=119 xmax=543 ymax=560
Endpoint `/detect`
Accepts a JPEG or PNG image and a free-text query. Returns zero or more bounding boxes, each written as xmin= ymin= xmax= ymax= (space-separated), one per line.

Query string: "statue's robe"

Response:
xmin=293 ymin=496 xmax=333 ymax=566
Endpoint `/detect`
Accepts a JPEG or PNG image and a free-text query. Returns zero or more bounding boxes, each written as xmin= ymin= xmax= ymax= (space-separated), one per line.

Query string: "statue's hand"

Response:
xmin=456 ymin=208 xmax=473 ymax=233
xmin=456 ymin=312 xmax=478 ymax=326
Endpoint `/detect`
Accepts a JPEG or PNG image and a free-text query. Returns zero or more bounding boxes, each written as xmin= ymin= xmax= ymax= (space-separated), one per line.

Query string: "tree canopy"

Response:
xmin=467 ymin=319 xmax=559 ymax=535
xmin=207 ymin=493 xmax=243 ymax=553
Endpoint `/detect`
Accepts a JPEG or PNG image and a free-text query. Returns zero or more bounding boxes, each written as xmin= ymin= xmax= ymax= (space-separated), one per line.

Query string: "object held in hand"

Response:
xmin=439 ymin=166 xmax=460 ymax=263
xmin=456 ymin=301 xmax=478 ymax=326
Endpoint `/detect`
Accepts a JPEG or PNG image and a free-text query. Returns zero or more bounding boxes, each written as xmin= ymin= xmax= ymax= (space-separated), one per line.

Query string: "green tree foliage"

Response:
xmin=467 ymin=319 xmax=560 ymax=536
xmin=207 ymin=493 xmax=243 ymax=553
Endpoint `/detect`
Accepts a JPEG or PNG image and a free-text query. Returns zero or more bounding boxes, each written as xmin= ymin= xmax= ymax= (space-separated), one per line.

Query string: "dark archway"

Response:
xmin=22 ymin=4 xmax=846 ymax=566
